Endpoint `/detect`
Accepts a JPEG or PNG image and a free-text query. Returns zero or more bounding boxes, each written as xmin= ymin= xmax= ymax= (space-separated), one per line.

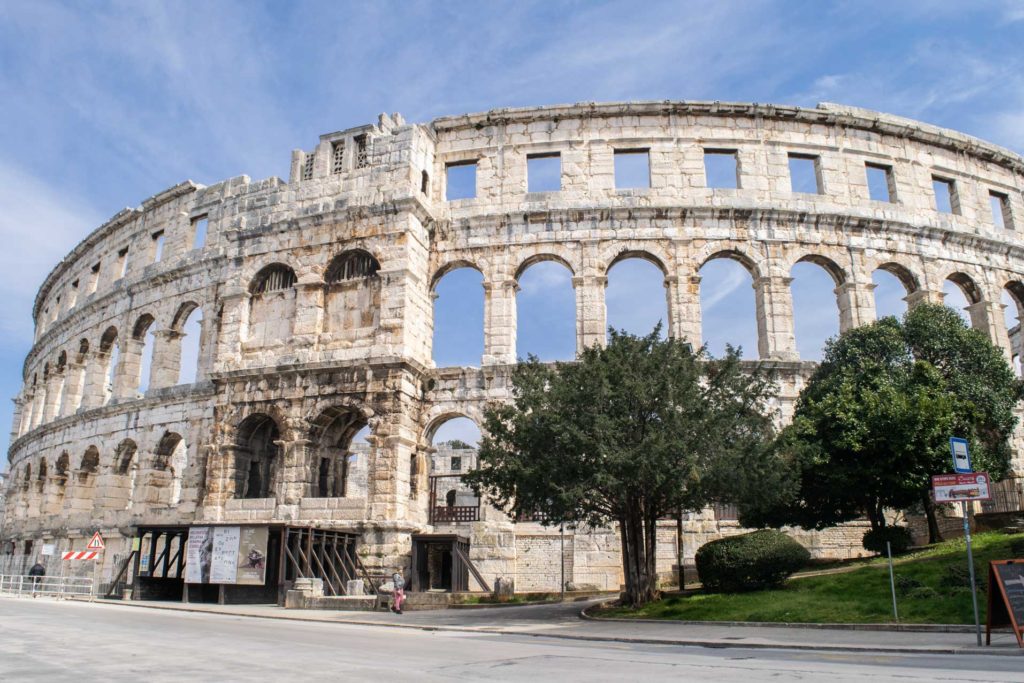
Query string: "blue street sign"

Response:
xmin=949 ymin=437 xmax=972 ymax=474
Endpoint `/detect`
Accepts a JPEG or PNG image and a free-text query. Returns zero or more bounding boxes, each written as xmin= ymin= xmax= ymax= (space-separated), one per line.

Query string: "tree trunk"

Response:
xmin=922 ymin=491 xmax=942 ymax=544
xmin=619 ymin=506 xmax=659 ymax=607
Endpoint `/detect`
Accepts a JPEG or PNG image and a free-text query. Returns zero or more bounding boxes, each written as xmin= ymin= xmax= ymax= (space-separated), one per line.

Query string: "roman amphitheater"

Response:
xmin=2 ymin=101 xmax=1023 ymax=603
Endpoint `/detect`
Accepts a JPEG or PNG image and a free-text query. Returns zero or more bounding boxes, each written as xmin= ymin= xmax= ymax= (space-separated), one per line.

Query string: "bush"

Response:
xmin=938 ymin=563 xmax=984 ymax=594
xmin=862 ymin=526 xmax=913 ymax=555
xmin=695 ymin=530 xmax=810 ymax=593
xmin=1010 ymin=538 xmax=1024 ymax=557
xmin=894 ymin=575 xmax=923 ymax=597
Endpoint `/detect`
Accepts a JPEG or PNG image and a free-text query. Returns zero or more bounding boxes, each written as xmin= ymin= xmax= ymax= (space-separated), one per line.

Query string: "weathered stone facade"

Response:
xmin=4 ymin=101 xmax=1024 ymax=591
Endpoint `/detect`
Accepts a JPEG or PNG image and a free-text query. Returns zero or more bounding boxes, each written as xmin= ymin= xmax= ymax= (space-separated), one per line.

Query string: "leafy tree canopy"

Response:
xmin=741 ymin=304 xmax=1021 ymax=541
xmin=464 ymin=326 xmax=781 ymax=606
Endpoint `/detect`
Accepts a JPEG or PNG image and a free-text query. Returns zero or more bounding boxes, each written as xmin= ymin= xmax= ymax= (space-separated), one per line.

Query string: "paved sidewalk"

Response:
xmin=80 ymin=597 xmax=1023 ymax=656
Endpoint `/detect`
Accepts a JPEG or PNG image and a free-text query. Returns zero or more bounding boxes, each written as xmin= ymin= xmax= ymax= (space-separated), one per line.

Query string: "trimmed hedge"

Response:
xmin=862 ymin=526 xmax=913 ymax=555
xmin=695 ymin=530 xmax=810 ymax=593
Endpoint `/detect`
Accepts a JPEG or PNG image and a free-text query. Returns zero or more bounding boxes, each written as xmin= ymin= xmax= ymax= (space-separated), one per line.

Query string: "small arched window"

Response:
xmin=325 ymin=250 xmax=380 ymax=284
xmin=250 ymin=264 xmax=297 ymax=295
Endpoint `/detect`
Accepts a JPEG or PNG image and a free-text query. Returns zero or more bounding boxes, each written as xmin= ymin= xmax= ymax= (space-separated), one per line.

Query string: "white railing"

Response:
xmin=0 ymin=574 xmax=94 ymax=599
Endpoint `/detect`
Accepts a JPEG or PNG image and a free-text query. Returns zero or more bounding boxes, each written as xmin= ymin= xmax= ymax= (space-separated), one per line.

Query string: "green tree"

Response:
xmin=463 ymin=327 xmax=781 ymax=607
xmin=742 ymin=304 xmax=1020 ymax=544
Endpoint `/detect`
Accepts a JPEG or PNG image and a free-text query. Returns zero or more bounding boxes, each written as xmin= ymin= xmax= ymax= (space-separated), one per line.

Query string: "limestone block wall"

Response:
xmin=4 ymin=101 xmax=1024 ymax=591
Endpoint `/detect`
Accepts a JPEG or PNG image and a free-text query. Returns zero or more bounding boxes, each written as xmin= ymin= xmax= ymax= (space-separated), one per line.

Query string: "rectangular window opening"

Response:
xmin=932 ymin=176 xmax=959 ymax=214
xmin=68 ymin=280 xmax=78 ymax=309
xmin=116 ymin=247 xmax=129 ymax=280
xmin=703 ymin=149 xmax=739 ymax=189
xmin=355 ymin=134 xmax=369 ymax=168
xmin=527 ymin=153 xmax=561 ymax=193
xmin=192 ymin=216 xmax=209 ymax=249
xmin=788 ymin=153 xmax=822 ymax=194
xmin=614 ymin=149 xmax=651 ymax=189
xmin=865 ymin=163 xmax=895 ymax=203
xmin=990 ymin=191 xmax=1013 ymax=230
xmin=331 ymin=140 xmax=346 ymax=174
xmin=301 ymin=153 xmax=315 ymax=181
xmin=89 ymin=262 xmax=101 ymax=293
xmin=450 ymin=456 xmax=462 ymax=472
xmin=151 ymin=231 xmax=165 ymax=263
xmin=445 ymin=160 xmax=478 ymax=201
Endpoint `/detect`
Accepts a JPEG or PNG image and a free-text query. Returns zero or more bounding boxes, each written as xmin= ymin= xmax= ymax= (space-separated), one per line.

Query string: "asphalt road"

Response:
xmin=1 ymin=598 xmax=1021 ymax=682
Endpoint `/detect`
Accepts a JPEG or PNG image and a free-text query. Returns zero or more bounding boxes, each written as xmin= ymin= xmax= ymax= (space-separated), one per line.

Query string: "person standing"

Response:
xmin=391 ymin=569 xmax=405 ymax=614
xmin=28 ymin=561 xmax=46 ymax=597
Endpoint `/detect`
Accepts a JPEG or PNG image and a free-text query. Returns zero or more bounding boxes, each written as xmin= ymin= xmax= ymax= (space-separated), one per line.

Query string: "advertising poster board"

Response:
xmin=931 ymin=473 xmax=992 ymax=503
xmin=184 ymin=526 xmax=213 ymax=584
xmin=986 ymin=560 xmax=1024 ymax=648
xmin=210 ymin=526 xmax=240 ymax=584
xmin=186 ymin=525 xmax=269 ymax=585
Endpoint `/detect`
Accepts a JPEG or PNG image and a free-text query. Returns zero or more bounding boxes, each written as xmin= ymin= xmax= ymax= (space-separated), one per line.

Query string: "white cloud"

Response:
xmin=0 ymin=160 xmax=103 ymax=338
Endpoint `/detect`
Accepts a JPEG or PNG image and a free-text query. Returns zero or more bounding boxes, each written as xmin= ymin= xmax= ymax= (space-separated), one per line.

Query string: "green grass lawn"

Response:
xmin=600 ymin=531 xmax=1024 ymax=624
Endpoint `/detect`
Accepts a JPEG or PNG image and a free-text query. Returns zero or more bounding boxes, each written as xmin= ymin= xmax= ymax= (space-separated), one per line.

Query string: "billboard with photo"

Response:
xmin=185 ymin=525 xmax=268 ymax=585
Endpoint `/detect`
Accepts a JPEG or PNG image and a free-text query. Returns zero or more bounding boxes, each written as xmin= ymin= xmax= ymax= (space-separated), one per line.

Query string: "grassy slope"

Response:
xmin=602 ymin=531 xmax=1024 ymax=624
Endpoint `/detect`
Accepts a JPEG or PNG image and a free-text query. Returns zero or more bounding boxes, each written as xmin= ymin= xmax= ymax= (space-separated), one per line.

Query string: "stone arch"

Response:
xmin=324 ymin=249 xmax=381 ymax=283
xmin=945 ymin=271 xmax=983 ymax=305
xmin=249 ymin=263 xmax=297 ymax=295
xmin=76 ymin=445 xmax=101 ymax=511
xmin=696 ymin=247 xmax=764 ymax=281
xmin=109 ymin=439 xmax=139 ymax=511
xmin=234 ymin=413 xmax=282 ymax=500
xmin=432 ymin=263 xmax=485 ymax=367
xmin=513 ymin=252 xmax=576 ymax=280
xmin=430 ymin=259 xmax=484 ymax=292
xmin=248 ymin=264 xmax=298 ymax=348
xmin=322 ymin=250 xmax=382 ymax=340
xmin=76 ymin=338 xmax=89 ymax=362
xmin=424 ymin=411 xmax=483 ymax=447
xmin=789 ymin=257 xmax=842 ymax=360
xmin=130 ymin=313 xmax=159 ymax=394
xmin=98 ymin=326 xmax=119 ymax=405
xmin=606 ymin=249 xmax=669 ymax=276
xmin=1002 ymin=280 xmax=1024 ymax=375
xmin=793 ymin=253 xmax=848 ymax=286
xmin=515 ymin=257 xmax=576 ymax=360
xmin=171 ymin=301 xmax=201 ymax=331
xmin=308 ymin=405 xmax=369 ymax=498
xmin=173 ymin=303 xmax=204 ymax=385
xmin=55 ymin=451 xmax=69 ymax=477
xmin=699 ymin=253 xmax=759 ymax=359
xmin=875 ymin=262 xmax=921 ymax=295
xmin=153 ymin=431 xmax=188 ymax=506
xmin=606 ymin=251 xmax=669 ymax=339
xmin=52 ymin=451 xmax=71 ymax=512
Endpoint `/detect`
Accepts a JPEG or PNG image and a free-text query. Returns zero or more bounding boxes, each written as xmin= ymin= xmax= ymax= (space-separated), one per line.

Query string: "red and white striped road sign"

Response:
xmin=62 ymin=551 xmax=98 ymax=560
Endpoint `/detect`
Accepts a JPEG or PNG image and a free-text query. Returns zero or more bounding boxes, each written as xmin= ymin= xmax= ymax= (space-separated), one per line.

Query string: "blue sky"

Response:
xmin=3 ymin=1 xmax=1024 ymax=459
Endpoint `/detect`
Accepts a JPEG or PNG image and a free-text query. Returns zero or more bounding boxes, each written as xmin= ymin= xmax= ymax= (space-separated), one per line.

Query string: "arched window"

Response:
xmin=1004 ymin=282 xmax=1024 ymax=377
xmin=432 ymin=266 xmax=484 ymax=367
xmin=112 ymin=439 xmax=138 ymax=511
xmin=700 ymin=255 xmax=758 ymax=359
xmin=250 ymin=264 xmax=297 ymax=295
xmin=80 ymin=446 xmax=99 ymax=474
xmin=325 ymin=250 xmax=380 ymax=283
xmin=790 ymin=257 xmax=843 ymax=360
xmin=309 ymin=408 xmax=368 ymax=498
xmin=248 ymin=265 xmax=297 ymax=348
xmin=176 ymin=306 xmax=204 ymax=385
xmin=516 ymin=259 xmax=575 ymax=361
xmin=872 ymin=263 xmax=919 ymax=320
xmin=606 ymin=255 xmax=668 ymax=339
xmin=944 ymin=273 xmax=981 ymax=328
xmin=99 ymin=326 xmax=119 ymax=405
xmin=133 ymin=314 xmax=157 ymax=394
xmin=323 ymin=251 xmax=382 ymax=340
xmin=235 ymin=415 xmax=282 ymax=499
xmin=154 ymin=431 xmax=188 ymax=506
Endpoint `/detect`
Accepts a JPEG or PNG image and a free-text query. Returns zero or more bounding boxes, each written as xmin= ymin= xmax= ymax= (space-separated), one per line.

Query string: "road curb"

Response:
xmin=578 ymin=603 xmax=976 ymax=633
xmin=73 ymin=598 xmax=1022 ymax=657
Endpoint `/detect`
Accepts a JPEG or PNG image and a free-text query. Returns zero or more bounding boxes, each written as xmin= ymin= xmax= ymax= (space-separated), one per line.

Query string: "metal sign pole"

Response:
xmin=559 ymin=523 xmax=565 ymax=601
xmin=961 ymin=501 xmax=982 ymax=647
xmin=886 ymin=541 xmax=899 ymax=623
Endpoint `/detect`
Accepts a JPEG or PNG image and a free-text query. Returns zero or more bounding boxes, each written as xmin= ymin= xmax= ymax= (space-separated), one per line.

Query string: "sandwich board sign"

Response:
xmin=950 ymin=437 xmax=972 ymax=474
xmin=986 ymin=560 xmax=1024 ymax=648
